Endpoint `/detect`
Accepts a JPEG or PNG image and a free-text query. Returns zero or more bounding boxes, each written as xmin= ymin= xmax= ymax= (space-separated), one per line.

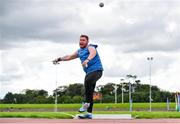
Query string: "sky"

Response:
xmin=0 ymin=0 xmax=180 ymax=99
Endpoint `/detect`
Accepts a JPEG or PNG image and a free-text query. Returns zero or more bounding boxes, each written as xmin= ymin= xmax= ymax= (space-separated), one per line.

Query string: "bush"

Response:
xmin=58 ymin=96 xmax=72 ymax=103
xmin=102 ymin=95 xmax=114 ymax=103
xmin=72 ymin=96 xmax=82 ymax=103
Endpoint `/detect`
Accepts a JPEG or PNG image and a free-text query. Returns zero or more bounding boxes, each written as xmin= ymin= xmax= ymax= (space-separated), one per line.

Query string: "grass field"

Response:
xmin=0 ymin=103 xmax=176 ymax=110
xmin=1 ymin=111 xmax=180 ymax=119
xmin=1 ymin=103 xmax=179 ymax=119
xmin=0 ymin=112 xmax=74 ymax=119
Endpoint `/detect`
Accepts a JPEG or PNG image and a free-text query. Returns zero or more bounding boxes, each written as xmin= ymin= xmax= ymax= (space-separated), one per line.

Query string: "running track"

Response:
xmin=1 ymin=118 xmax=180 ymax=124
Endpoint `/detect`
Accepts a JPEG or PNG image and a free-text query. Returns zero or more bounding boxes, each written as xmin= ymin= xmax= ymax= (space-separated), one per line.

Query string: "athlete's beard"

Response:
xmin=79 ymin=42 xmax=88 ymax=48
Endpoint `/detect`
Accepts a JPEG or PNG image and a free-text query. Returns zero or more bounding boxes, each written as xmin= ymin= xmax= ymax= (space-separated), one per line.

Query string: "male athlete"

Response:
xmin=53 ymin=35 xmax=103 ymax=119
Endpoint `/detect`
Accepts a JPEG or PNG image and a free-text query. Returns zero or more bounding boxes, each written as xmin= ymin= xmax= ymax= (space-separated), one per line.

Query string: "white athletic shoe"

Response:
xmin=79 ymin=103 xmax=90 ymax=113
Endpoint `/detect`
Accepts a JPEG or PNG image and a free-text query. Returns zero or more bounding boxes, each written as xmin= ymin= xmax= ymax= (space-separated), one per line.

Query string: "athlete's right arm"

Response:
xmin=53 ymin=51 xmax=78 ymax=64
xmin=61 ymin=51 xmax=78 ymax=61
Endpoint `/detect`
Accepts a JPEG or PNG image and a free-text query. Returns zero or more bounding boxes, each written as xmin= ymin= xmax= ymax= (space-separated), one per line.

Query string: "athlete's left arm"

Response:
xmin=82 ymin=46 xmax=97 ymax=67
xmin=87 ymin=46 xmax=97 ymax=60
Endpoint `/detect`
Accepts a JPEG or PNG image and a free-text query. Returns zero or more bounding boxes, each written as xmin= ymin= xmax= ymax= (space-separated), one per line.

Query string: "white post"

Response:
xmin=121 ymin=79 xmax=125 ymax=104
xmin=126 ymin=75 xmax=132 ymax=112
xmin=175 ymin=94 xmax=177 ymax=111
xmin=54 ymin=64 xmax=58 ymax=112
xmin=115 ymin=84 xmax=117 ymax=103
xmin=167 ymin=97 xmax=169 ymax=111
xmin=147 ymin=57 xmax=153 ymax=112
xmin=129 ymin=82 xmax=132 ymax=111
xmin=178 ymin=94 xmax=180 ymax=112
xmin=122 ymin=83 xmax=124 ymax=103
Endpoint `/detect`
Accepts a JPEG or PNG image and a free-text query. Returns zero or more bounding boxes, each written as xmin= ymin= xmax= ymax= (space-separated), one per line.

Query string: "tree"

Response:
xmin=66 ymin=83 xmax=84 ymax=97
xmin=23 ymin=89 xmax=49 ymax=103
xmin=46 ymin=95 xmax=54 ymax=103
xmin=38 ymin=90 xmax=48 ymax=97
xmin=102 ymin=94 xmax=114 ymax=103
xmin=35 ymin=96 xmax=48 ymax=103
xmin=101 ymin=83 xmax=115 ymax=95
xmin=2 ymin=82 xmax=176 ymax=103
xmin=59 ymin=95 xmax=72 ymax=103
xmin=13 ymin=94 xmax=27 ymax=103
xmin=72 ymin=96 xmax=82 ymax=103
xmin=3 ymin=92 xmax=14 ymax=103
xmin=53 ymin=86 xmax=68 ymax=97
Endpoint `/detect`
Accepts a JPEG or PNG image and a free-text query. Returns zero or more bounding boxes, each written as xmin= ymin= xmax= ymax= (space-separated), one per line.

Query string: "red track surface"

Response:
xmin=1 ymin=118 xmax=180 ymax=124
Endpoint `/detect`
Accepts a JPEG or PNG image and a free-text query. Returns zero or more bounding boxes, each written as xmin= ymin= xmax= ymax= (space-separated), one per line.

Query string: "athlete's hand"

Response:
xmin=82 ymin=59 xmax=89 ymax=68
xmin=52 ymin=58 xmax=62 ymax=65
xmin=52 ymin=59 xmax=59 ymax=65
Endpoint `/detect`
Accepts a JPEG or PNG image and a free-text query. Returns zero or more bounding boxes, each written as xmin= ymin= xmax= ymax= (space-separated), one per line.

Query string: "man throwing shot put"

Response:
xmin=53 ymin=35 xmax=103 ymax=119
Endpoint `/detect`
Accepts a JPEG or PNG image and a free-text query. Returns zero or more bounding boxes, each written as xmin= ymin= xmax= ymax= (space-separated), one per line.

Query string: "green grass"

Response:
xmin=0 ymin=112 xmax=74 ymax=119
xmin=0 ymin=103 xmax=176 ymax=110
xmin=135 ymin=111 xmax=180 ymax=118
xmin=94 ymin=111 xmax=180 ymax=119
xmin=132 ymin=111 xmax=180 ymax=119
xmin=94 ymin=103 xmax=175 ymax=109
xmin=1 ymin=103 xmax=178 ymax=119
xmin=1 ymin=111 xmax=180 ymax=119
xmin=0 ymin=104 xmax=81 ymax=109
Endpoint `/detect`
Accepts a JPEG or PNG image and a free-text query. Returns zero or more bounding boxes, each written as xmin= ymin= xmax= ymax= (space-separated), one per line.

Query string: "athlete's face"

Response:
xmin=79 ymin=37 xmax=88 ymax=48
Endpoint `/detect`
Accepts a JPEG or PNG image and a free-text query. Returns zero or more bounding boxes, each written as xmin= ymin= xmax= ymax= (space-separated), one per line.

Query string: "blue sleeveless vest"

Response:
xmin=77 ymin=44 xmax=103 ymax=74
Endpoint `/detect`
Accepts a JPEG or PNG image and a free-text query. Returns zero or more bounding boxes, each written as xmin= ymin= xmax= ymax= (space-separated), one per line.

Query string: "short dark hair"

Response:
xmin=80 ymin=35 xmax=89 ymax=41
